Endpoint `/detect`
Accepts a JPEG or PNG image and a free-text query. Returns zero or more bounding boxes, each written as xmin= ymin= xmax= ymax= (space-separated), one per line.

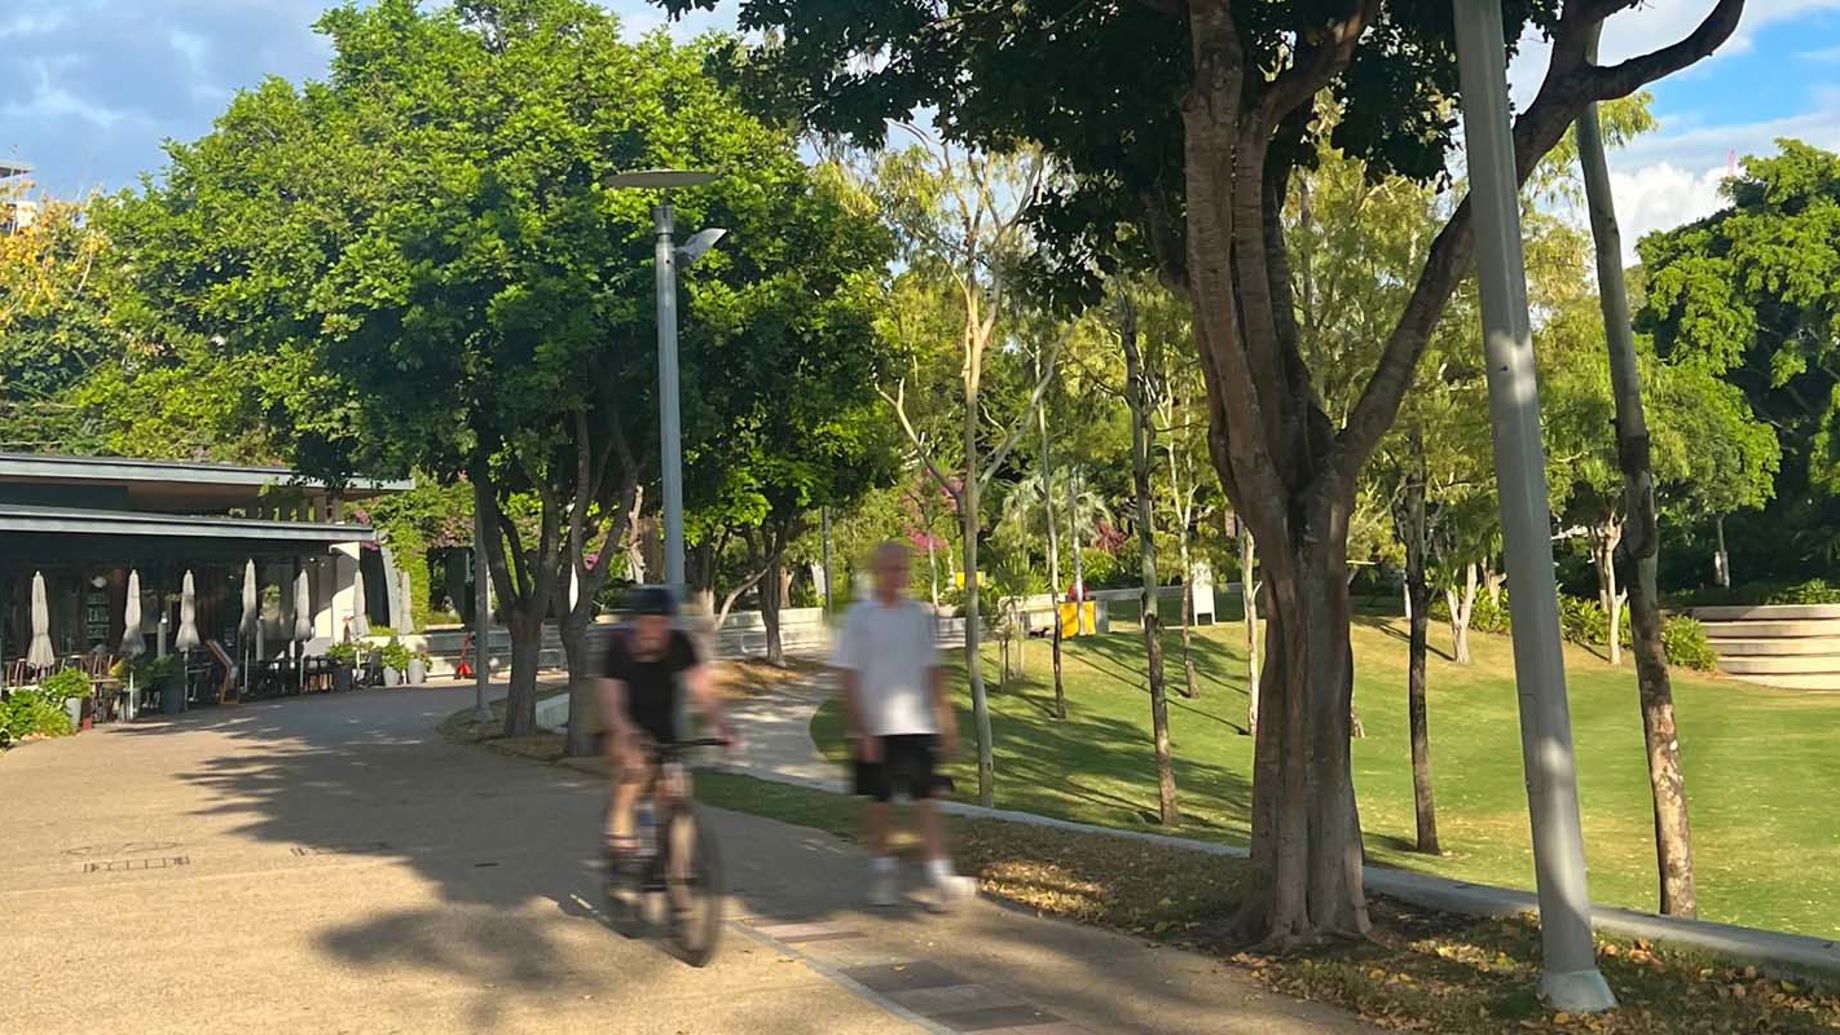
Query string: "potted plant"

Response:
xmin=378 ymin=637 xmax=412 ymax=688
xmin=40 ymin=668 xmax=93 ymax=731
xmin=405 ymin=646 xmax=429 ymax=687
xmin=136 ymin=655 xmax=184 ymax=716
xmin=326 ymin=642 xmax=359 ymax=693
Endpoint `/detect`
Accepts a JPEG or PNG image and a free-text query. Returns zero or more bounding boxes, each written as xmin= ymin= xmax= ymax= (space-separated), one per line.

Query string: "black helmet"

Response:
xmin=629 ymin=585 xmax=678 ymax=617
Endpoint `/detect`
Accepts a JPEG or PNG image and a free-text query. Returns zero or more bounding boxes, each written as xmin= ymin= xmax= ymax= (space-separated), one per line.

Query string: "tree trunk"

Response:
xmin=1177 ymin=540 xmax=1199 ymax=698
xmin=1240 ymin=522 xmax=1259 ymax=736
xmin=762 ymin=522 xmax=788 ymax=668
xmin=503 ymin=611 xmax=544 ymax=737
xmin=1446 ymin=563 xmax=1478 ymax=665
xmin=559 ymin=617 xmax=596 ymax=757
xmin=1122 ymin=293 xmax=1178 ymax=826
xmin=927 ymin=537 xmax=941 ymax=617
xmin=964 ymin=399 xmax=995 ymax=808
xmin=1038 ymin=356 xmax=1066 ymax=719
xmin=1592 ymin=521 xmax=1624 ymax=665
xmin=471 ymin=467 xmax=558 ymax=740
xmin=689 ymin=538 xmax=718 ymax=617
xmin=1400 ymin=426 xmax=1440 ymax=854
xmin=1241 ymin=510 xmax=1370 ymax=945
xmin=1576 ymin=58 xmax=1698 ymax=915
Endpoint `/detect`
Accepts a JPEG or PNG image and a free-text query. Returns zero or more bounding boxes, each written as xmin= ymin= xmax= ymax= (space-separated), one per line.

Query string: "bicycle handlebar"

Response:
xmin=652 ymin=737 xmax=732 ymax=758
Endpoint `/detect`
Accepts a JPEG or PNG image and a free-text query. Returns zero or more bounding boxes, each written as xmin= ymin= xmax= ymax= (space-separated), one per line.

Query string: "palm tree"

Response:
xmin=999 ymin=464 xmax=1113 ymax=596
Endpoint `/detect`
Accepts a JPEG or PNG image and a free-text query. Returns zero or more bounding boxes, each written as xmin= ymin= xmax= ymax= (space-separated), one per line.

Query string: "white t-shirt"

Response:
xmin=833 ymin=598 xmax=939 ymax=737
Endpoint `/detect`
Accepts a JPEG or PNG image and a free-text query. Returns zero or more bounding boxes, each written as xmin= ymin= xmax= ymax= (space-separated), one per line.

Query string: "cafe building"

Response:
xmin=0 ymin=453 xmax=411 ymax=693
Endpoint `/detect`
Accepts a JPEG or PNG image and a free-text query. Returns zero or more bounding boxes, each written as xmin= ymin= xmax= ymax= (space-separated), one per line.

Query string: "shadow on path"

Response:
xmin=101 ymin=685 xmax=1350 ymax=1033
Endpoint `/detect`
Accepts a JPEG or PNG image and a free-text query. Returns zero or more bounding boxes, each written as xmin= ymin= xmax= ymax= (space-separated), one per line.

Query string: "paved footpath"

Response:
xmin=0 ymin=685 xmax=1370 ymax=1035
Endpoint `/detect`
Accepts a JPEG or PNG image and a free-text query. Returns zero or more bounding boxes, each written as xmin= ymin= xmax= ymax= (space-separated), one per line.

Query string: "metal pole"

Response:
xmin=821 ymin=506 xmax=834 ymax=617
xmin=1451 ymin=0 xmax=1616 ymax=1012
xmin=473 ymin=505 xmax=492 ymax=721
xmin=654 ymin=202 xmax=686 ymax=596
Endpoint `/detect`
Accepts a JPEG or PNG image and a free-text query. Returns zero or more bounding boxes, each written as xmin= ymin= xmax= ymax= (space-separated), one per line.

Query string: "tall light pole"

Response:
xmin=606 ymin=170 xmax=726 ymax=598
xmin=1451 ymin=0 xmax=1616 ymax=1013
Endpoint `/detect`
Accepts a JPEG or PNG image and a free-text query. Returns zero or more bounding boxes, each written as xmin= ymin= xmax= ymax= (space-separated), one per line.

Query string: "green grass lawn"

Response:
xmin=812 ymin=605 xmax=1840 ymax=938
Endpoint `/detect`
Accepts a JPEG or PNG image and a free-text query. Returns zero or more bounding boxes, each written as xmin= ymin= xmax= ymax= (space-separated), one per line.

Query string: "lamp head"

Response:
xmin=677 ymin=227 xmax=728 ymax=264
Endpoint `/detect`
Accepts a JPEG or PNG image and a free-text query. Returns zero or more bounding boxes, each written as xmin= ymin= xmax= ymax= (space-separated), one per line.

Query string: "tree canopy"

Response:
xmin=669 ymin=0 xmax=1748 ymax=944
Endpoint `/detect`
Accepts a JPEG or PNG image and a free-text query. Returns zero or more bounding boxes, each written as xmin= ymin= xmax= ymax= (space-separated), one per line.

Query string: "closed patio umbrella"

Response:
xmin=292 ymin=570 xmax=313 ymax=693
xmin=120 ymin=570 xmax=145 ymax=658
xmin=240 ymin=560 xmax=258 ymax=639
xmin=292 ymin=571 xmax=313 ymax=644
xmin=240 ymin=560 xmax=258 ymax=694
xmin=349 ymin=565 xmax=370 ymax=640
xmin=26 ymin=571 xmax=55 ymax=672
xmin=175 ymin=570 xmax=202 ymax=651
xmin=121 ymin=570 xmax=145 ymax=719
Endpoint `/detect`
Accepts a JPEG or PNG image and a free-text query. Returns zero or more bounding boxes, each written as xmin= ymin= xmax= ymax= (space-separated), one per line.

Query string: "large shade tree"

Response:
xmin=107 ymin=0 xmax=892 ymax=743
xmin=666 ymin=0 xmax=1747 ymax=943
xmin=1637 ymin=140 xmax=1840 ymax=584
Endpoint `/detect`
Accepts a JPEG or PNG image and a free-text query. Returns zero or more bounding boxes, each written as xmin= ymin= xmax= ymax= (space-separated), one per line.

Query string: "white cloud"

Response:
xmin=1564 ymin=87 xmax=1840 ymax=261
xmin=1608 ymin=162 xmax=1727 ymax=252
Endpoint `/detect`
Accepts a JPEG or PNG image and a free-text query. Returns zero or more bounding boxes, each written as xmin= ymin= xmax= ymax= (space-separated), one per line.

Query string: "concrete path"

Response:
xmin=1 ymin=686 xmax=1369 ymax=1035
xmin=725 ymin=674 xmax=846 ymax=787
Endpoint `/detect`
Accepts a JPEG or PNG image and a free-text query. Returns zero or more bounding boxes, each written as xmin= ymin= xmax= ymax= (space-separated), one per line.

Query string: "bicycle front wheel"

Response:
xmin=662 ymin=805 xmax=724 ymax=967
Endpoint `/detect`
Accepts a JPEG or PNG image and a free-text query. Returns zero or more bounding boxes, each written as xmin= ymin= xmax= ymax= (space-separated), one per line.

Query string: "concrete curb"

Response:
xmin=707 ymin=762 xmax=1840 ymax=984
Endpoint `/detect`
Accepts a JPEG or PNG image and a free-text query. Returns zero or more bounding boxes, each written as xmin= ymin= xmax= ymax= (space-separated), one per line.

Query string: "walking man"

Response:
xmin=833 ymin=542 xmax=975 ymax=908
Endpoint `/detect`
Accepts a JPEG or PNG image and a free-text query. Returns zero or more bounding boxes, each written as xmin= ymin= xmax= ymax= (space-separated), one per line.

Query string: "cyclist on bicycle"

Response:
xmin=599 ymin=586 xmax=738 ymax=867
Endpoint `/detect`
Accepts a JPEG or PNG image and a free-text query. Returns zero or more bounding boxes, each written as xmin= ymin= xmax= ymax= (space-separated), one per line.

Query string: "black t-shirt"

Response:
xmin=603 ymin=627 xmax=699 ymax=744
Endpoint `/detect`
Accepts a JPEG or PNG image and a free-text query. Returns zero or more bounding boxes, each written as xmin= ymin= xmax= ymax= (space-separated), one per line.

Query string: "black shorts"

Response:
xmin=852 ymin=734 xmax=941 ymax=803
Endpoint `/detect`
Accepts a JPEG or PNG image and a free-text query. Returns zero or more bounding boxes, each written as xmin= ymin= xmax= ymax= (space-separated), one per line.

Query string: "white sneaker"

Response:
xmin=926 ymin=873 xmax=978 ymax=912
xmin=869 ymin=866 xmax=899 ymax=908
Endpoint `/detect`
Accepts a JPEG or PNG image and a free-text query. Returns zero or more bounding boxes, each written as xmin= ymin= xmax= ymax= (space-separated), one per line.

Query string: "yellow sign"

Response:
xmin=952 ymin=571 xmax=987 ymax=590
xmin=1059 ymin=601 xmax=1097 ymax=638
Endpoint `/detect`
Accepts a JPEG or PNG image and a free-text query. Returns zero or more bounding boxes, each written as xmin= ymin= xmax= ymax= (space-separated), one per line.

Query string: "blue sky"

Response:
xmin=3 ymin=1 xmax=1838 ymax=252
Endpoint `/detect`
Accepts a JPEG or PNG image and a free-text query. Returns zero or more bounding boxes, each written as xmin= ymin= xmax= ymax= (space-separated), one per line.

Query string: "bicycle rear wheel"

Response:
xmin=662 ymin=805 xmax=724 ymax=967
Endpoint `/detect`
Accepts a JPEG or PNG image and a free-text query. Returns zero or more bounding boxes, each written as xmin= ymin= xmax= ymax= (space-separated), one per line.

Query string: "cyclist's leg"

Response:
xmin=606 ymin=735 xmax=653 ymax=856
xmin=657 ymin=761 xmax=695 ymax=908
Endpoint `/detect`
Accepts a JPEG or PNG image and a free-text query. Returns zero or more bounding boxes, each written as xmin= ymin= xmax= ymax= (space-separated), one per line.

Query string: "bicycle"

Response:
xmin=603 ymin=737 xmax=727 ymax=967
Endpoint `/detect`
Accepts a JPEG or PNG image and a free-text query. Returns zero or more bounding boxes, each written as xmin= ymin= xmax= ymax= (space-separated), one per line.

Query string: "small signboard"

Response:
xmin=1191 ymin=562 xmax=1216 ymax=626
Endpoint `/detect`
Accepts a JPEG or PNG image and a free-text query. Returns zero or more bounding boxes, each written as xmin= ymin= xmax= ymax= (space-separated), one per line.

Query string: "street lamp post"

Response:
xmin=1450 ymin=0 xmax=1616 ymax=1012
xmin=605 ymin=170 xmax=725 ymax=598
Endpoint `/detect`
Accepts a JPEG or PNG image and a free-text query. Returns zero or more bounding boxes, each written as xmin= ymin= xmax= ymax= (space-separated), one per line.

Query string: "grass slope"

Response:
xmin=812 ymin=608 xmax=1840 ymax=937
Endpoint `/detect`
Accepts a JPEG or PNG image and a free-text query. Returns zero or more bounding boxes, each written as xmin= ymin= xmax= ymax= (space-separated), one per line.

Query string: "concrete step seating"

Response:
xmin=1691 ymin=603 xmax=1840 ymax=690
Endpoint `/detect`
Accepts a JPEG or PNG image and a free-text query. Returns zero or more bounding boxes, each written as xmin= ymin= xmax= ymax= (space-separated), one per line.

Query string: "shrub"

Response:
xmin=135 ymin=655 xmax=180 ymax=685
xmin=1765 ymin=579 xmax=1840 ymax=606
xmin=377 ymin=637 xmax=413 ymax=672
xmin=1427 ymin=588 xmax=1511 ymax=634
xmin=1661 ymin=615 xmax=1719 ymax=671
xmin=1559 ymin=595 xmax=1609 ymax=647
xmin=39 ymin=667 xmax=93 ymax=704
xmin=1077 ymin=548 xmax=1123 ymax=591
xmin=1 ymin=688 xmax=73 ymax=743
xmin=1471 ymin=590 xmax=1511 ymax=634
xmin=326 ymin=642 xmax=361 ymax=666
